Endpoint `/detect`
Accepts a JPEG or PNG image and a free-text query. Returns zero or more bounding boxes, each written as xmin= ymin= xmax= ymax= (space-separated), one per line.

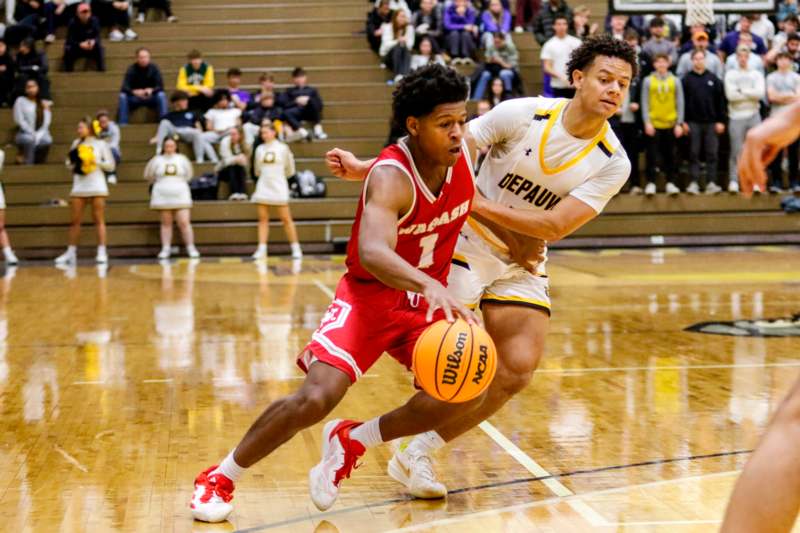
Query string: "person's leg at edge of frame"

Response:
xmin=176 ymin=208 xmax=199 ymax=258
xmin=253 ymin=204 xmax=269 ymax=259
xmin=277 ymin=205 xmax=301 ymax=259
xmin=92 ymin=197 xmax=108 ymax=262
xmin=159 ymin=210 xmax=173 ymax=258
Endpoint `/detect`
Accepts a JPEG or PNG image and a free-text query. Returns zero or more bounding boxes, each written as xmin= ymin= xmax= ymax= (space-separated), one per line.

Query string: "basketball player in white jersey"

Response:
xmin=720 ymin=100 xmax=800 ymax=533
xmin=327 ymin=34 xmax=638 ymax=497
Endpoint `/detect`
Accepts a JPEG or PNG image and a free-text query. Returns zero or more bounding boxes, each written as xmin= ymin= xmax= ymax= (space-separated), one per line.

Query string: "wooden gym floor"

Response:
xmin=1 ymin=247 xmax=799 ymax=532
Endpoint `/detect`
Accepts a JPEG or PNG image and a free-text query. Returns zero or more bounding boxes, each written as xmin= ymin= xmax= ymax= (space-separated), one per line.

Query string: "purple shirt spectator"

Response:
xmin=443 ymin=2 xmax=477 ymax=31
xmin=720 ymin=31 xmax=767 ymax=56
xmin=480 ymin=6 xmax=512 ymax=34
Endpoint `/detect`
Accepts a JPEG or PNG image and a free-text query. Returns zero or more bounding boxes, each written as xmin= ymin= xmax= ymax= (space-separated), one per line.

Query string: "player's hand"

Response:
xmin=739 ymin=127 xmax=776 ymax=197
xmin=471 ymin=187 xmax=489 ymax=215
xmin=644 ymin=123 xmax=655 ymax=137
xmin=715 ymin=122 xmax=726 ymax=135
xmin=325 ymin=148 xmax=367 ymax=181
xmin=673 ymin=125 xmax=684 ymax=138
xmin=423 ymin=280 xmax=480 ymax=325
xmin=508 ymin=236 xmax=546 ymax=273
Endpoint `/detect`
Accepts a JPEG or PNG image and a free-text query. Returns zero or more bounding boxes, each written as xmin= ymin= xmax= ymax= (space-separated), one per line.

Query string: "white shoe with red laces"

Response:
xmin=190 ymin=465 xmax=235 ymax=523
xmin=309 ymin=419 xmax=365 ymax=511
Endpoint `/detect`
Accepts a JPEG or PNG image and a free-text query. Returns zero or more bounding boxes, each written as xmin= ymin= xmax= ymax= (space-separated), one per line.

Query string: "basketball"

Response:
xmin=412 ymin=319 xmax=497 ymax=403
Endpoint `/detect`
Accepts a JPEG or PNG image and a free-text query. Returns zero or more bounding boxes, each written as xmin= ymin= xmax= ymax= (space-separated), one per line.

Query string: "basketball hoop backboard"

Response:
xmin=609 ymin=0 xmax=775 ymax=14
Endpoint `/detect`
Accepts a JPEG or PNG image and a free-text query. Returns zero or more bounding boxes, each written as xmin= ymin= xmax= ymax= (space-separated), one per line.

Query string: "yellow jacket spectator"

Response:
xmin=177 ymin=49 xmax=215 ymax=112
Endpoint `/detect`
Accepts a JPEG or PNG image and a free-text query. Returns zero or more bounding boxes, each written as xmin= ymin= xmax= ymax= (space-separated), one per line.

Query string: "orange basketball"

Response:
xmin=412 ymin=319 xmax=497 ymax=403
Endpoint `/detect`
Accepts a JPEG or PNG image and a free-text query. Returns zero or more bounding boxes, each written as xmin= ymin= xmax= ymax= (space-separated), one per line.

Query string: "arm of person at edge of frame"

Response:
xmin=326 ymin=130 xmax=548 ymax=270
xmin=359 ymin=165 xmax=481 ymax=325
xmin=739 ymin=99 xmax=800 ymax=197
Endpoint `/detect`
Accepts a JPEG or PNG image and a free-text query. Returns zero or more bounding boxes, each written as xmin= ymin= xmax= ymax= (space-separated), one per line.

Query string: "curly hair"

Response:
xmin=566 ymin=34 xmax=638 ymax=84
xmin=392 ymin=64 xmax=469 ymax=134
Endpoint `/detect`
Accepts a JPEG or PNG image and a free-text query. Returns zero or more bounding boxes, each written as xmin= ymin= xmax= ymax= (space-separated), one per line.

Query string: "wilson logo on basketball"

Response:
xmin=412 ymin=319 xmax=498 ymax=403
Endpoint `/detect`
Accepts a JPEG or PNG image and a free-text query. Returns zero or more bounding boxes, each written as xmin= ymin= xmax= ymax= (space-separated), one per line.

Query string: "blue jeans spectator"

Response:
xmin=472 ymin=68 xmax=513 ymax=100
xmin=117 ymin=91 xmax=168 ymax=124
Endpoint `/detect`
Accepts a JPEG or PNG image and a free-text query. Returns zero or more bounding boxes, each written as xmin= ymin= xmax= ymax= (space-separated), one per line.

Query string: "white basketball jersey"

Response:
xmin=467 ymin=97 xmax=630 ymax=257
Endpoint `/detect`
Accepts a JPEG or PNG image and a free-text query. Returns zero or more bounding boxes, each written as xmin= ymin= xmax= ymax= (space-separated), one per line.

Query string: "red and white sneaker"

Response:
xmin=190 ymin=465 xmax=235 ymax=522
xmin=309 ymin=419 xmax=365 ymax=511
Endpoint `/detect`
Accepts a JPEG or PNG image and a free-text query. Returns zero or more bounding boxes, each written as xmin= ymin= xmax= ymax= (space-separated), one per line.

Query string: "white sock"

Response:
xmin=3 ymin=246 xmax=14 ymax=257
xmin=66 ymin=245 xmax=77 ymax=255
xmin=213 ymin=450 xmax=246 ymax=482
xmin=405 ymin=431 xmax=446 ymax=457
xmin=290 ymin=242 xmax=301 ymax=253
xmin=350 ymin=417 xmax=384 ymax=448
xmin=97 ymin=245 xmax=107 ymax=255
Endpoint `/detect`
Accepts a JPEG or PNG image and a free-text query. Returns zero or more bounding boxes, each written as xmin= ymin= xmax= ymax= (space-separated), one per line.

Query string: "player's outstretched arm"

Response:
xmin=325 ymin=148 xmax=375 ymax=181
xmin=739 ymin=100 xmax=800 ymax=196
xmin=359 ymin=166 xmax=479 ymax=324
xmin=472 ymin=189 xmax=597 ymax=242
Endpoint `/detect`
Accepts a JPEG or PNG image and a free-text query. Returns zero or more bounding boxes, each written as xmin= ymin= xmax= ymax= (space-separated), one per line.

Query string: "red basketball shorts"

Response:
xmin=297 ymin=274 xmax=444 ymax=383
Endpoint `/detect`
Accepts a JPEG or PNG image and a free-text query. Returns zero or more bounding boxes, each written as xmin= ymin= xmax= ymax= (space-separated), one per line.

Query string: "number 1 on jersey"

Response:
xmin=417 ymin=234 xmax=439 ymax=269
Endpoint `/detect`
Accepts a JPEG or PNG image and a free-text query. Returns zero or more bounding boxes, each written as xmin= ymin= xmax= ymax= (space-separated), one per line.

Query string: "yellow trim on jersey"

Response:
xmin=466 ymin=218 xmax=509 ymax=252
xmin=481 ymin=293 xmax=552 ymax=309
xmin=452 ymin=253 xmax=469 ymax=264
xmin=538 ymin=100 xmax=610 ymax=176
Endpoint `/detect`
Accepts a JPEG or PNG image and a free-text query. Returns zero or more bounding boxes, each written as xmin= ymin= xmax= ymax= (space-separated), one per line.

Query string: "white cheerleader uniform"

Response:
xmin=67 ymin=138 xmax=115 ymax=198
xmin=251 ymin=140 xmax=295 ymax=206
xmin=145 ymin=154 xmax=194 ymax=210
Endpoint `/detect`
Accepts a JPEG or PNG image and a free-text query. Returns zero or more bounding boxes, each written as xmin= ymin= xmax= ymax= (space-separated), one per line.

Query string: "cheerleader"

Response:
xmin=54 ymin=118 xmax=115 ymax=265
xmin=0 ymin=150 xmax=18 ymax=265
xmin=250 ymin=121 xmax=301 ymax=260
xmin=144 ymin=137 xmax=199 ymax=260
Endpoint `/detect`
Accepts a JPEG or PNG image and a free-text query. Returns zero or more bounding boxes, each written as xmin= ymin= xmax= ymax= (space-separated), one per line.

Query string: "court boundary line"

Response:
xmin=313 ymin=280 xmax=335 ymax=298
xmin=535 ymin=361 xmax=800 ymax=375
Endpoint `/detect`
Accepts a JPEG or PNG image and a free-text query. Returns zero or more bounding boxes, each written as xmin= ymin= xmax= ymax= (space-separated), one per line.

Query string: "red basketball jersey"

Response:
xmin=345 ymin=137 xmax=475 ymax=285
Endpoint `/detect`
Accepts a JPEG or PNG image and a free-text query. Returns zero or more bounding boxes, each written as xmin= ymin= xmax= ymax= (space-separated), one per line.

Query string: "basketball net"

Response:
xmin=685 ymin=0 xmax=715 ymax=26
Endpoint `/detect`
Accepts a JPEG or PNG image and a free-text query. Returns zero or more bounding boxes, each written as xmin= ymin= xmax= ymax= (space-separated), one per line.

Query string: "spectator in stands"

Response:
xmin=251 ymin=121 xmax=302 ymax=260
xmin=443 ymin=0 xmax=478 ymax=62
xmin=488 ymin=76 xmax=511 ymax=107
xmin=410 ymin=35 xmax=446 ymax=71
xmin=719 ymin=15 xmax=768 ymax=58
xmin=45 ymin=0 xmax=82 ymax=43
xmin=216 ymin=127 xmax=249 ymax=201
xmin=766 ymin=52 xmax=800 ymax=192
xmin=778 ymin=0 xmax=799 ymax=22
xmin=8 ymin=0 xmax=44 ymax=44
xmin=570 ymin=5 xmax=597 ymax=39
xmin=473 ymin=32 xmax=518 ymax=100
xmin=514 ymin=0 xmax=540 ymax=33
xmin=55 ymin=117 xmax=115 ymax=265
xmin=145 ymin=137 xmax=199 ymax=260
xmin=678 ymin=23 xmax=717 ymax=54
xmin=724 ymin=44 xmax=765 ymax=193
xmin=725 ymin=32 xmax=766 ymax=72
xmin=151 ymin=91 xmax=218 ymax=163
xmin=607 ymin=13 xmax=627 ymax=40
xmin=642 ymin=17 xmax=677 ymax=66
xmin=62 ymin=2 xmax=104 ymax=72
xmin=384 ymin=0 xmax=411 ymax=18
xmin=93 ymin=110 xmax=120 ymax=184
xmin=533 ymin=0 xmax=572 ymax=45
xmin=676 ymin=31 xmax=723 ymax=79
xmin=92 ymin=0 xmax=137 ymax=41
xmin=642 ymin=53 xmax=684 ymax=196
xmin=766 ymin=16 xmax=799 ymax=65
xmin=480 ymin=0 xmax=511 ymax=48
xmin=136 ymin=0 xmax=176 ymax=24
xmin=0 ymin=39 xmax=14 ymax=107
xmin=0 ymin=149 xmax=19 ymax=264
xmin=250 ymin=72 xmax=278 ymax=106
xmin=612 ymin=31 xmax=642 ymax=194
xmin=203 ymin=90 xmax=241 ymax=147
xmin=244 ymin=92 xmax=307 ymax=146
xmin=682 ymin=48 xmax=726 ymax=195
xmin=118 ymin=47 xmax=167 ymax=125
xmin=541 ymin=16 xmax=581 ymax=98
xmin=15 ymin=38 xmax=51 ymax=104
xmin=282 ymin=67 xmax=327 ymax=140
xmin=381 ymin=9 xmax=415 ymax=82
xmin=366 ymin=0 xmax=393 ymax=54
xmin=411 ymin=0 xmax=443 ymax=49
xmin=226 ymin=68 xmax=251 ymax=111
xmin=13 ymin=78 xmax=50 ymax=164
xmin=738 ymin=14 xmax=774 ymax=46
xmin=177 ymin=49 xmax=215 ymax=113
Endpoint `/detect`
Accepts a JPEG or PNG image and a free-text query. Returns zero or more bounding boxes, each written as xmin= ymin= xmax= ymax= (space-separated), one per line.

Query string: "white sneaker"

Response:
xmin=190 ymin=465 xmax=235 ymax=523
xmin=309 ymin=419 xmax=365 ymax=511
xmin=45 ymin=33 xmax=56 ymax=43
xmin=388 ymin=448 xmax=447 ymax=499
xmin=753 ymin=184 xmax=763 ymax=195
xmin=136 ymin=12 xmax=145 ymax=23
xmin=54 ymin=249 xmax=76 ymax=265
xmin=728 ymin=181 xmax=739 ymax=193
xmin=187 ymin=245 xmax=200 ymax=259
xmin=252 ymin=247 xmax=267 ymax=260
xmin=290 ymin=243 xmax=303 ymax=260
xmin=686 ymin=181 xmax=700 ymax=195
xmin=107 ymin=173 xmax=117 ymax=185
xmin=705 ymin=182 xmax=722 ymax=195
xmin=313 ymin=124 xmax=328 ymax=140
xmin=167 ymin=15 xmax=178 ymax=23
xmin=629 ymin=185 xmax=643 ymax=195
xmin=109 ymin=29 xmax=124 ymax=42
xmin=514 ymin=26 xmax=524 ymax=33
xmin=124 ymin=28 xmax=138 ymax=40
xmin=665 ymin=182 xmax=680 ymax=196
xmin=644 ymin=182 xmax=657 ymax=196
xmin=95 ymin=249 xmax=108 ymax=264
xmin=157 ymin=247 xmax=170 ymax=260
xmin=4 ymin=249 xmax=18 ymax=265
xmin=286 ymin=128 xmax=309 ymax=143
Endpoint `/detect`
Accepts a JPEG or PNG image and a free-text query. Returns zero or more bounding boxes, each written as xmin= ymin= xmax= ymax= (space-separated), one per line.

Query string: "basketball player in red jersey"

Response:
xmin=190 ymin=64 xmax=501 ymax=523
xmin=720 ymin=101 xmax=800 ymax=533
